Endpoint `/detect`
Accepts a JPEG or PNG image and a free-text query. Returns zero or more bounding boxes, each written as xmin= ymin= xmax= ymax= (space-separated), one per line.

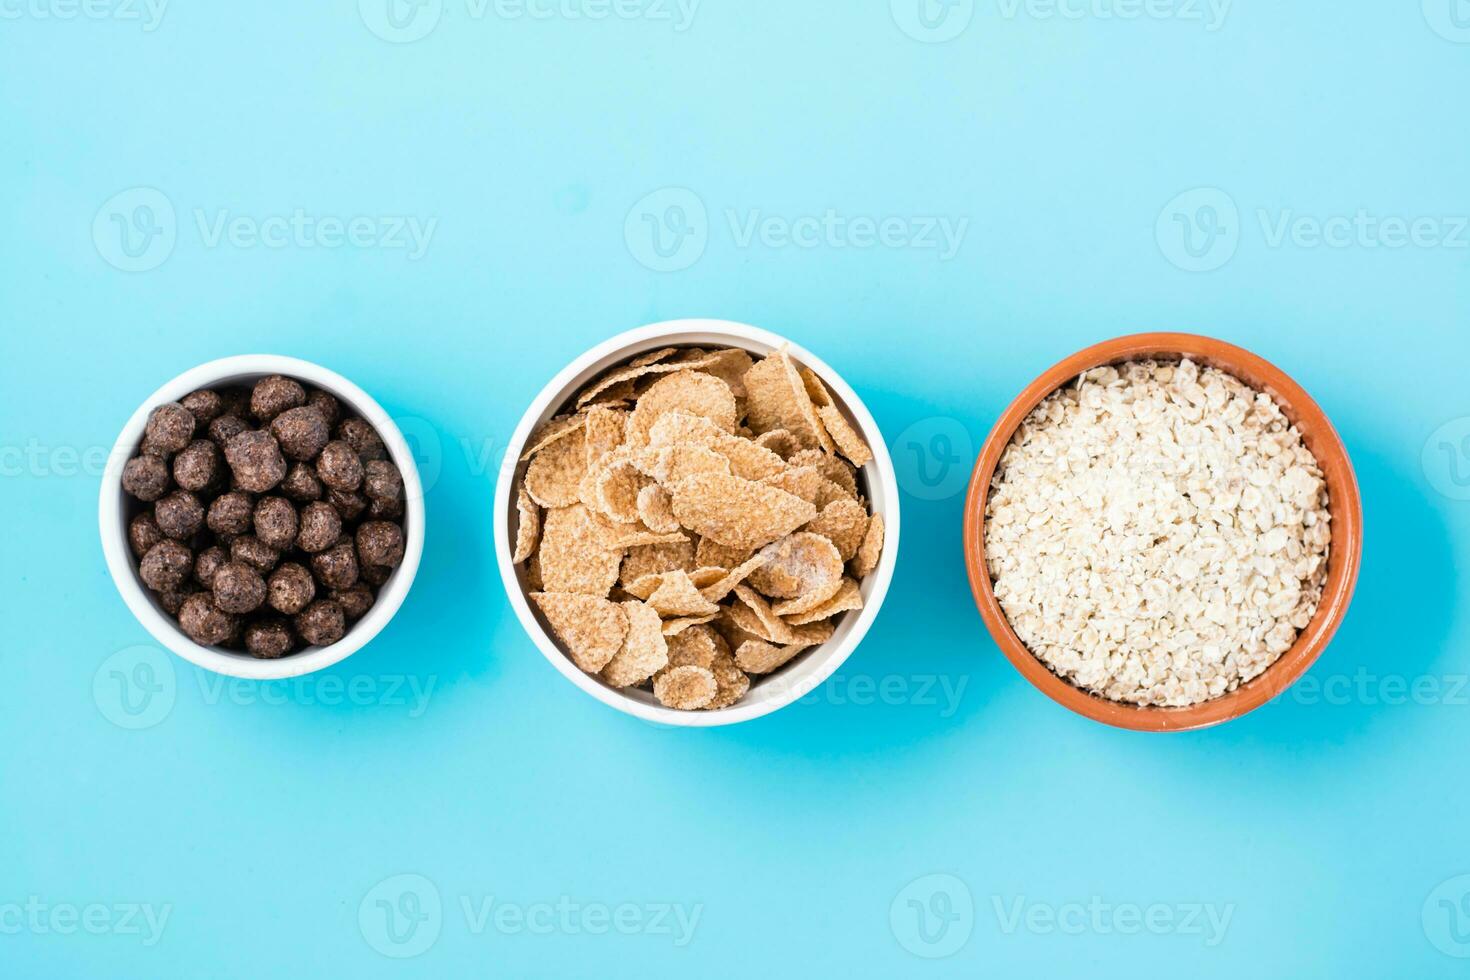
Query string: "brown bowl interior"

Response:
xmin=962 ymin=333 xmax=1363 ymax=732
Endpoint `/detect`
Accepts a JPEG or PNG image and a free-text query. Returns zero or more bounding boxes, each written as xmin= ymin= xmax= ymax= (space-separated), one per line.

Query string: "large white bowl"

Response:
xmin=99 ymin=355 xmax=425 ymax=680
xmin=494 ymin=319 xmax=900 ymax=727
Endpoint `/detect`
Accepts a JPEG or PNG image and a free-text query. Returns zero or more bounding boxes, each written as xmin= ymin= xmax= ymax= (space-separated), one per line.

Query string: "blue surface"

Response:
xmin=3 ymin=2 xmax=1469 ymax=976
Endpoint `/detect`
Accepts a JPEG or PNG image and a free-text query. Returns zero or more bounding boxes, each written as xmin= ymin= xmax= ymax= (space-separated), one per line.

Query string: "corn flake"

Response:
xmin=538 ymin=504 xmax=623 ymax=596
xmin=531 ymin=592 xmax=628 ymax=673
xmin=600 ymin=599 xmax=669 ymax=688
xmin=849 ymin=512 xmax=885 ymax=579
xmin=513 ymin=485 xmax=541 ymax=564
xmin=653 ymin=665 xmax=717 ymax=710
xmin=668 ymin=472 xmax=816 ymax=551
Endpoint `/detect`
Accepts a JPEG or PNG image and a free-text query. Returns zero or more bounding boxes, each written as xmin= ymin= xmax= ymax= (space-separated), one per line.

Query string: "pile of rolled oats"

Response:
xmin=984 ymin=358 xmax=1331 ymax=707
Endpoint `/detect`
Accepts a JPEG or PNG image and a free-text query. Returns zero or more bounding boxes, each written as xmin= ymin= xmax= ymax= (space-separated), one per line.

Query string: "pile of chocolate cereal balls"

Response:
xmin=120 ymin=376 xmax=407 ymax=659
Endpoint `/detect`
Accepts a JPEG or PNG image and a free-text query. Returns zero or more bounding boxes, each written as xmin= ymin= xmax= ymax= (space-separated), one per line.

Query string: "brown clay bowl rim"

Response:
xmin=962 ymin=333 xmax=1363 ymax=732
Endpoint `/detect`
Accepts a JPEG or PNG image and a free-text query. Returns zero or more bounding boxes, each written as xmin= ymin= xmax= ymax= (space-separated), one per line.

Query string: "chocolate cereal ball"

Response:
xmin=331 ymin=583 xmax=375 ymax=621
xmin=194 ymin=545 xmax=227 ymax=588
xmin=179 ymin=593 xmax=237 ymax=646
xmin=158 ymin=588 xmax=194 ymax=616
xmin=280 ymin=462 xmax=323 ymax=503
xmin=250 ymin=375 xmax=306 ymax=422
xmin=356 ymin=521 xmax=405 ymax=569
xmin=208 ymin=491 xmax=255 ymax=536
xmin=208 ymin=414 xmax=250 ymax=448
xmin=217 ymin=387 xmax=252 ymax=419
xmin=369 ymin=496 xmax=403 ymax=521
xmin=297 ymin=501 xmax=341 ymax=553
xmin=225 ymin=430 xmax=287 ymax=493
xmin=212 ymin=561 xmax=267 ymax=614
xmin=143 ymin=402 xmax=195 ymax=456
xmin=253 ymin=496 xmax=299 ymax=551
xmin=270 ymin=407 xmax=330 ymax=462
xmin=245 ymin=617 xmax=294 ymax=659
xmin=337 ymin=417 xmax=387 ymax=461
xmin=230 ymin=535 xmax=279 ymax=574
xmin=172 ymin=439 xmax=221 ymax=492
xmin=268 ymin=562 xmax=315 ymax=615
xmin=180 ymin=389 xmax=224 ymax=425
xmin=139 ymin=540 xmax=193 ymax=592
xmin=122 ymin=454 xmax=171 ymax=502
xmin=316 ymin=441 xmax=363 ymax=492
xmin=155 ymin=490 xmax=205 ymax=540
xmin=307 ymin=390 xmax=341 ymax=428
xmin=294 ymin=599 xmax=346 ymax=647
xmin=363 ymin=459 xmax=403 ymax=506
xmin=311 ymin=539 xmax=359 ymax=590
xmin=128 ymin=512 xmax=164 ymax=558
xmin=360 ymin=562 xmax=393 ymax=587
xmin=326 ymin=488 xmax=368 ymax=522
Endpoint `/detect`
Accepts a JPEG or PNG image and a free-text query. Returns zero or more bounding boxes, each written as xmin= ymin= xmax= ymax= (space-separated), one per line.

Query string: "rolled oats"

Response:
xmin=984 ymin=358 xmax=1331 ymax=707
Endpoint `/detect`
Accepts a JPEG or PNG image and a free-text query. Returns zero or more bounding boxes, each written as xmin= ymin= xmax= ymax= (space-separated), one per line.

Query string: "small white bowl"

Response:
xmin=99 ymin=355 xmax=425 ymax=680
xmin=494 ymin=319 xmax=901 ymax=727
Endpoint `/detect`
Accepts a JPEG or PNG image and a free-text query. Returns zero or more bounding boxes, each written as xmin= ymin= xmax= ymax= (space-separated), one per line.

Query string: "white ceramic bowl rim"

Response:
xmin=99 ymin=354 xmax=426 ymax=680
xmin=493 ymin=319 xmax=900 ymax=727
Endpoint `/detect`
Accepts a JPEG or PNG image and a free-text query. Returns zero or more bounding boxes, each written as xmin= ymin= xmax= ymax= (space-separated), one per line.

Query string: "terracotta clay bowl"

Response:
xmin=963 ymin=333 xmax=1363 ymax=732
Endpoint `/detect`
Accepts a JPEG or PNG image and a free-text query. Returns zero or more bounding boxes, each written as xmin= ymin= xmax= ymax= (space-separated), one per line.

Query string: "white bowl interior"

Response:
xmin=494 ymin=320 xmax=900 ymax=727
xmin=100 ymin=355 xmax=425 ymax=680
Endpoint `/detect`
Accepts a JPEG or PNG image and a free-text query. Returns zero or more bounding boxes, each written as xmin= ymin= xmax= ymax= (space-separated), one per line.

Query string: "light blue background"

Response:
xmin=3 ymin=1 xmax=1469 ymax=976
